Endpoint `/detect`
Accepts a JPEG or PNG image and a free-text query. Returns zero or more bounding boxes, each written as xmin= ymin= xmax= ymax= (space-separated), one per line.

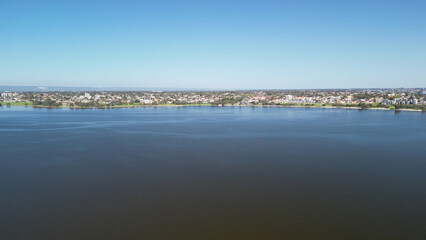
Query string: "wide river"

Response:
xmin=1 ymin=106 xmax=425 ymax=239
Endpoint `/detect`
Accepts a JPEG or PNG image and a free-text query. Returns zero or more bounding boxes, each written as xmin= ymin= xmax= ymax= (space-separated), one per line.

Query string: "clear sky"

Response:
xmin=1 ymin=0 xmax=425 ymax=89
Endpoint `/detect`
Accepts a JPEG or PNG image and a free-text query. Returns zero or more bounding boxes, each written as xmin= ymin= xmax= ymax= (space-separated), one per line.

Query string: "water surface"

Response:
xmin=1 ymin=106 xmax=425 ymax=239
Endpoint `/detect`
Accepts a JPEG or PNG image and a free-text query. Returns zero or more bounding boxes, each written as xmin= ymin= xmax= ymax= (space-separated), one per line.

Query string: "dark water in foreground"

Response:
xmin=0 ymin=106 xmax=425 ymax=240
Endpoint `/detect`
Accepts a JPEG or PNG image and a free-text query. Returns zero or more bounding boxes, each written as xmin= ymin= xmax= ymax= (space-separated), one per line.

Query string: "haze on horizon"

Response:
xmin=1 ymin=0 xmax=425 ymax=89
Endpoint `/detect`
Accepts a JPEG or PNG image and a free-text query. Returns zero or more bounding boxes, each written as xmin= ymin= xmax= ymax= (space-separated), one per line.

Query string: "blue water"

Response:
xmin=1 ymin=106 xmax=425 ymax=239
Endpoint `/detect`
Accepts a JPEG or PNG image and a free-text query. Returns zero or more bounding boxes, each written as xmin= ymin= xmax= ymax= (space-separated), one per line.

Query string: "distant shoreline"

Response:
xmin=259 ymin=105 xmax=422 ymax=112
xmin=1 ymin=103 xmax=423 ymax=112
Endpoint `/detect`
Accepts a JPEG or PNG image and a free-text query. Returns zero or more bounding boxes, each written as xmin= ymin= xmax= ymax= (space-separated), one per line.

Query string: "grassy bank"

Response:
xmin=0 ymin=102 xmax=33 ymax=106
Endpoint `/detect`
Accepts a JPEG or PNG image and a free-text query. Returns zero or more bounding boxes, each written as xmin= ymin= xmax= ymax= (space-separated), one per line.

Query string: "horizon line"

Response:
xmin=0 ymin=85 xmax=425 ymax=92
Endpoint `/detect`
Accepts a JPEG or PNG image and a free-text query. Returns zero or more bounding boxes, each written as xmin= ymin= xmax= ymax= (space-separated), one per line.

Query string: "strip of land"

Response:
xmin=1 ymin=101 xmax=424 ymax=112
xmin=1 ymin=89 xmax=425 ymax=112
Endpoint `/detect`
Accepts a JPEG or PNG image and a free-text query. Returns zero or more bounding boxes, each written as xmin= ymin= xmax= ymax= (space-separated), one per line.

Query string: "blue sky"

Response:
xmin=1 ymin=0 xmax=425 ymax=89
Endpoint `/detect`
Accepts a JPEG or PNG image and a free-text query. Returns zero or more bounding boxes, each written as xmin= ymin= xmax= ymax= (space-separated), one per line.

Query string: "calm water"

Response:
xmin=1 ymin=106 xmax=425 ymax=240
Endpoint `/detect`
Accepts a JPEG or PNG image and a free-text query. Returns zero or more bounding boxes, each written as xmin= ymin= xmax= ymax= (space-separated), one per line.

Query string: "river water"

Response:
xmin=1 ymin=106 xmax=425 ymax=239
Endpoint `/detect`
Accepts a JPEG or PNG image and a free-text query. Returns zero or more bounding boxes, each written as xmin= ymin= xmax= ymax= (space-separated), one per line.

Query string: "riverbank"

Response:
xmin=1 ymin=102 xmax=424 ymax=112
xmin=0 ymin=102 xmax=206 ymax=109
xmin=259 ymin=105 xmax=422 ymax=112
